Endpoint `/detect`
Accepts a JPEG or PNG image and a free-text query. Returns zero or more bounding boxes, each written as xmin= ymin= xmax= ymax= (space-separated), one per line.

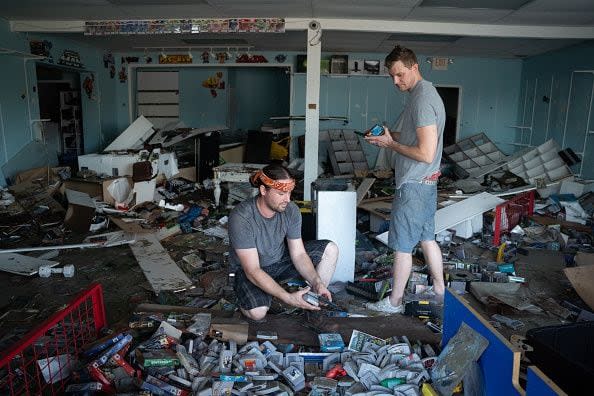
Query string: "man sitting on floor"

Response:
xmin=228 ymin=163 xmax=338 ymax=321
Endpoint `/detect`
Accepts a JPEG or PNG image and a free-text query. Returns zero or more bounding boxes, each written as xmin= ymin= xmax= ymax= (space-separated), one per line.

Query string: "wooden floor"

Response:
xmin=248 ymin=314 xmax=441 ymax=346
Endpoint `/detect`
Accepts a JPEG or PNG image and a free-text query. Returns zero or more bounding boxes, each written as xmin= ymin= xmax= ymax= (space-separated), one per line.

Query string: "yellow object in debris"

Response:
xmin=294 ymin=200 xmax=312 ymax=213
xmin=421 ymin=383 xmax=439 ymax=396
xmin=496 ymin=242 xmax=506 ymax=263
xmin=270 ymin=136 xmax=290 ymax=160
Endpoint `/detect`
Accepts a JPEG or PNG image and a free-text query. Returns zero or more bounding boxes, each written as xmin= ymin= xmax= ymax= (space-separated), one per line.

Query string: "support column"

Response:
xmin=303 ymin=21 xmax=322 ymax=200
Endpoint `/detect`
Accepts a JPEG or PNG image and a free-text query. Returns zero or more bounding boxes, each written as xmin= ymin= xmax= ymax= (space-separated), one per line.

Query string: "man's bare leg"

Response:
xmin=420 ymin=240 xmax=445 ymax=302
xmin=389 ymin=251 xmax=413 ymax=306
xmin=240 ymin=306 xmax=269 ymax=321
xmin=315 ymin=241 xmax=338 ymax=286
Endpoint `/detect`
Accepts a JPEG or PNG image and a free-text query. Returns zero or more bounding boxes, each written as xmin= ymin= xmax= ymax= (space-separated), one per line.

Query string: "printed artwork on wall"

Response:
xmin=103 ymin=52 xmax=115 ymax=79
xmin=58 ymin=50 xmax=83 ymax=68
xmin=201 ymin=72 xmax=225 ymax=98
xmin=29 ymin=40 xmax=53 ymax=62
xmin=83 ymin=74 xmax=95 ymax=99
xmin=159 ymin=54 xmax=193 ymax=64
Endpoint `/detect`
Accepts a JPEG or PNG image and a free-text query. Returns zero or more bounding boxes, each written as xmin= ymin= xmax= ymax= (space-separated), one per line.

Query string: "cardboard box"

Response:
xmin=220 ymin=144 xmax=245 ymax=164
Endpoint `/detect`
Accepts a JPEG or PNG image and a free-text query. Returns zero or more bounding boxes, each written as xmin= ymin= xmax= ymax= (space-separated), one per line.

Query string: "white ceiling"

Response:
xmin=2 ymin=0 xmax=594 ymax=58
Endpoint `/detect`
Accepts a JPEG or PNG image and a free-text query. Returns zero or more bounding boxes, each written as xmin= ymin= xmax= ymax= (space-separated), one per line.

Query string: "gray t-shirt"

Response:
xmin=228 ymin=196 xmax=301 ymax=271
xmin=393 ymin=79 xmax=445 ymax=189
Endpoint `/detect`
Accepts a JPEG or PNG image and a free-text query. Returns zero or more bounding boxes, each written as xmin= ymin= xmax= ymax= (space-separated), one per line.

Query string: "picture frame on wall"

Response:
xmin=330 ymin=55 xmax=348 ymax=74
xmin=349 ymin=59 xmax=365 ymax=75
xmin=364 ymin=60 xmax=380 ymax=75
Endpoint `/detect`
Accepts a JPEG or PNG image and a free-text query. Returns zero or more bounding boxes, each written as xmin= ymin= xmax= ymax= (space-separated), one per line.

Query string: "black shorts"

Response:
xmin=234 ymin=239 xmax=331 ymax=310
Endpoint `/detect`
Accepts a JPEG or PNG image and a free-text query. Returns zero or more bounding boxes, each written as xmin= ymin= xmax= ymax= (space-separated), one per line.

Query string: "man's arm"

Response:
xmin=235 ymin=247 xmax=320 ymax=310
xmin=366 ymin=124 xmax=437 ymax=164
xmin=286 ymin=238 xmax=332 ymax=301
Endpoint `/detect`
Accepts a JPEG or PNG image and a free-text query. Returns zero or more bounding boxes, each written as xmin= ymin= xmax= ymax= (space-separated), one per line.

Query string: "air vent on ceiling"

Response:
xmin=419 ymin=0 xmax=531 ymax=10
xmin=181 ymin=38 xmax=250 ymax=45
xmin=387 ymin=34 xmax=460 ymax=43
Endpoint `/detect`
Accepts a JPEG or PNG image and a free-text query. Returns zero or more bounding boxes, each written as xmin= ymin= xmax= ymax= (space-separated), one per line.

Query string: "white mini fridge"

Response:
xmin=312 ymin=180 xmax=356 ymax=283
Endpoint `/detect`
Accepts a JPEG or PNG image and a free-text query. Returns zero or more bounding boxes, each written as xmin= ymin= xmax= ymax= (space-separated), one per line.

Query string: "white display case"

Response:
xmin=313 ymin=180 xmax=356 ymax=283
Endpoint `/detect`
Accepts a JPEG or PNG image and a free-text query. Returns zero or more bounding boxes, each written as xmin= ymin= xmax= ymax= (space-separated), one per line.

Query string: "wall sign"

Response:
xmin=85 ymin=18 xmax=285 ymax=36
xmin=159 ymin=54 xmax=193 ymax=64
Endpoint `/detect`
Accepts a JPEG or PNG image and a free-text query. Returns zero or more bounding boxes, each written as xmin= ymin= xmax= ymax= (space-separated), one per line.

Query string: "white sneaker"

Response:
xmin=365 ymin=297 xmax=404 ymax=314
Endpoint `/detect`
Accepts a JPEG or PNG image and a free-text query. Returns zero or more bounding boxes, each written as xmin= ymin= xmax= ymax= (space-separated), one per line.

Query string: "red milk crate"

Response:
xmin=492 ymin=190 xmax=535 ymax=246
xmin=0 ymin=283 xmax=106 ymax=395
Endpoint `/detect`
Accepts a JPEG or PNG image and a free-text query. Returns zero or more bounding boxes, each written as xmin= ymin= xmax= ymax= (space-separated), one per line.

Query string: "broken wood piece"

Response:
xmin=376 ymin=192 xmax=505 ymax=245
xmin=356 ymin=178 xmax=375 ymax=205
xmin=563 ymin=265 xmax=594 ymax=311
xmin=0 ymin=231 xmax=135 ymax=254
xmin=64 ymin=189 xmax=96 ymax=233
xmin=210 ymin=318 xmax=249 ymax=344
xmin=0 ymin=253 xmax=60 ymax=276
xmin=129 ymin=233 xmax=193 ymax=294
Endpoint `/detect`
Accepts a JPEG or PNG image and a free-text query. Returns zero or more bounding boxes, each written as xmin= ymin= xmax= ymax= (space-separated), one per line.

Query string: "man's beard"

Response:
xmin=272 ymin=202 xmax=288 ymax=213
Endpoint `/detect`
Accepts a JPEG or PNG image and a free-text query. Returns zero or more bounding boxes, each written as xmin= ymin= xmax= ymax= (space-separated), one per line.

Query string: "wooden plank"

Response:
xmin=563 ymin=265 xmax=594 ymax=310
xmin=376 ymin=192 xmax=505 ymax=245
xmin=526 ymin=366 xmax=567 ymax=396
xmin=64 ymin=189 xmax=96 ymax=233
xmin=132 ymin=304 xmax=440 ymax=346
xmin=434 ymin=192 xmax=505 ymax=234
xmin=0 ymin=253 xmax=59 ymax=276
xmin=109 ymin=216 xmax=154 ymax=234
xmin=357 ymin=198 xmax=392 ymax=220
xmin=248 ymin=314 xmax=441 ymax=346
xmin=356 ymin=178 xmax=375 ymax=204
xmin=530 ymin=215 xmax=592 ymax=234
xmin=443 ymin=289 xmax=524 ymax=396
xmin=129 ymin=233 xmax=193 ymax=294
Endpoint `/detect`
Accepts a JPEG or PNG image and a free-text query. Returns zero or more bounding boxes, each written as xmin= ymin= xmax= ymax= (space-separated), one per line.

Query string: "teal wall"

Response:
xmin=290 ymin=53 xmax=523 ymax=166
xmin=0 ymin=19 xmax=114 ymax=185
xmin=0 ymin=23 xmax=530 ymax=185
xmin=112 ymin=54 xmax=292 ymax=135
xmin=520 ymin=40 xmax=594 ymax=178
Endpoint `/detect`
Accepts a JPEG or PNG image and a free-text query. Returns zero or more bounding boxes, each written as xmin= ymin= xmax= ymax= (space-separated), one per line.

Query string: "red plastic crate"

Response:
xmin=0 ymin=283 xmax=106 ymax=395
xmin=493 ymin=190 xmax=535 ymax=246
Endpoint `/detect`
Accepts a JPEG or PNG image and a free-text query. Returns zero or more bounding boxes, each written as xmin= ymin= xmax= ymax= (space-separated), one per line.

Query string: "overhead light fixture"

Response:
xmin=161 ymin=48 xmax=166 ymax=58
xmin=187 ymin=48 xmax=193 ymax=59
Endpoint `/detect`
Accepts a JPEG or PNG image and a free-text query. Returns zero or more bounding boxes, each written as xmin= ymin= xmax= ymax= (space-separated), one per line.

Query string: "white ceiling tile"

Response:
xmin=0 ymin=5 xmax=134 ymax=20
xmin=312 ymin=0 xmax=419 ymax=7
xmin=312 ymin=6 xmax=412 ymax=19
xmin=418 ymin=0 xmax=531 ymax=10
xmin=3 ymin=0 xmax=594 ymax=58
xmin=520 ymin=0 xmax=594 ymax=12
xmin=406 ymin=7 xmax=512 ymax=23
xmin=499 ymin=11 xmax=594 ymax=25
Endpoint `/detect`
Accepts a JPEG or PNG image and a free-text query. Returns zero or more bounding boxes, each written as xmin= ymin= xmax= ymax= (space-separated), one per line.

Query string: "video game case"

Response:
xmin=345 ymin=280 xmax=390 ymax=301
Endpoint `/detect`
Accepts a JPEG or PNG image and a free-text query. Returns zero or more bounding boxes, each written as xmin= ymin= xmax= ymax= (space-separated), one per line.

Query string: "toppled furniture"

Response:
xmin=324 ymin=130 xmax=369 ymax=176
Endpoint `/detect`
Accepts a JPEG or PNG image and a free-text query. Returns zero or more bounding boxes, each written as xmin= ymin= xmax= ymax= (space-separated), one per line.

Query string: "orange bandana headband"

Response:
xmin=251 ymin=170 xmax=295 ymax=192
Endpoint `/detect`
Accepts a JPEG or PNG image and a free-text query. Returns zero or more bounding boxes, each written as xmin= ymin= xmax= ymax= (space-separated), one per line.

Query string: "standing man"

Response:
xmin=364 ymin=45 xmax=446 ymax=313
xmin=228 ymin=164 xmax=338 ymax=321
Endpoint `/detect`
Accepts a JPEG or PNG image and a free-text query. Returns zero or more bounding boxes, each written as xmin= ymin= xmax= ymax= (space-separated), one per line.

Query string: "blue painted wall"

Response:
xmin=520 ymin=40 xmax=594 ymax=179
xmin=0 ymin=25 xmax=540 ymax=185
xmin=112 ymin=55 xmax=291 ymax=135
xmin=290 ymin=53 xmax=523 ymax=166
xmin=0 ymin=20 xmax=114 ymax=185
